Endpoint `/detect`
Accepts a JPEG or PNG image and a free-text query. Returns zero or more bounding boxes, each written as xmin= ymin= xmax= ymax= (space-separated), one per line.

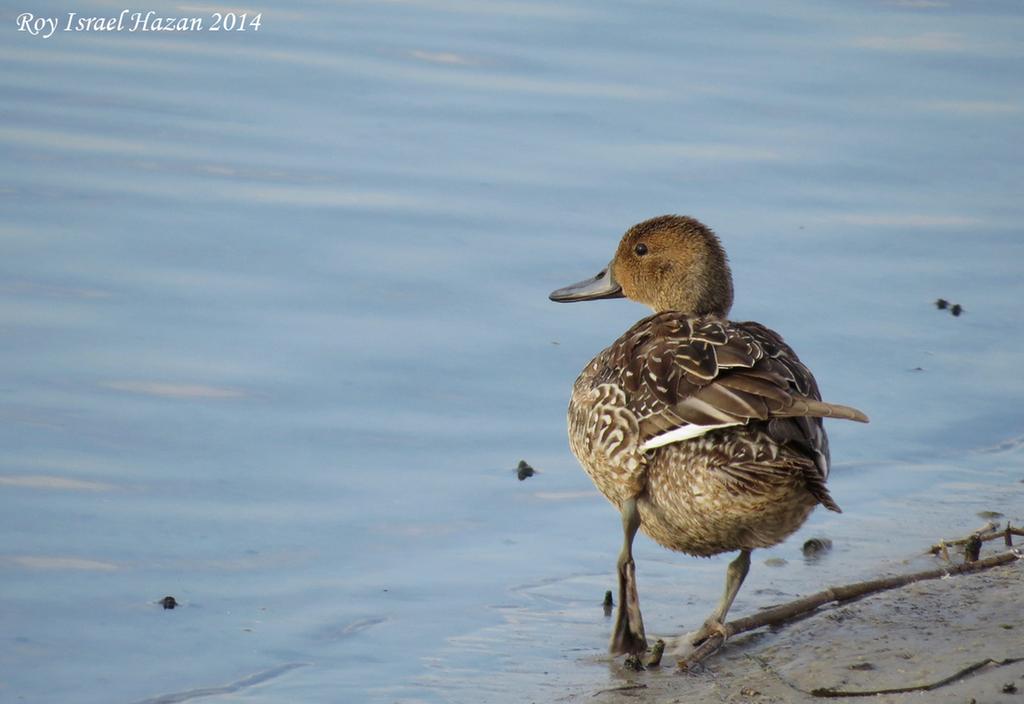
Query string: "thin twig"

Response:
xmin=926 ymin=520 xmax=997 ymax=555
xmin=751 ymin=654 xmax=1024 ymax=699
xmin=809 ymin=657 xmax=1024 ymax=697
xmin=591 ymin=684 xmax=648 ymax=697
xmin=927 ymin=521 xmax=1023 ymax=556
xmin=678 ymin=548 xmax=1022 ymax=669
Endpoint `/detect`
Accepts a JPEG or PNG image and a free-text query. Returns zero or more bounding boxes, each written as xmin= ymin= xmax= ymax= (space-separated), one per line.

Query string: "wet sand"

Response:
xmin=577 ymin=558 xmax=1024 ymax=704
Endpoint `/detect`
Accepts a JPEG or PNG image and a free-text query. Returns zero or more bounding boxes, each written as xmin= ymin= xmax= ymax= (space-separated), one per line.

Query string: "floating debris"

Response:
xmin=802 ymin=537 xmax=833 ymax=559
xmin=935 ymin=298 xmax=965 ymax=317
xmin=764 ymin=557 xmax=787 ymax=567
xmin=977 ymin=510 xmax=1004 ymax=520
xmin=160 ymin=596 xmax=178 ymax=610
xmin=516 ymin=460 xmax=535 ymax=481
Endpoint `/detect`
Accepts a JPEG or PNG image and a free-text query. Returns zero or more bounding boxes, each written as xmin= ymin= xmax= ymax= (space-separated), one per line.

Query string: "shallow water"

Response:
xmin=2 ymin=1 xmax=1023 ymax=702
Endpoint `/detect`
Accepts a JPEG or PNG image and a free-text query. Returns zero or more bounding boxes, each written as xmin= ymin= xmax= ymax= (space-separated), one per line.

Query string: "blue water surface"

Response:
xmin=2 ymin=1 xmax=1023 ymax=702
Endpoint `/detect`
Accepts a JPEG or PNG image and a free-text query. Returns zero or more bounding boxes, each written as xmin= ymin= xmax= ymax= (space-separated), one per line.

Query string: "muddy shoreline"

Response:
xmin=575 ymin=559 xmax=1024 ymax=703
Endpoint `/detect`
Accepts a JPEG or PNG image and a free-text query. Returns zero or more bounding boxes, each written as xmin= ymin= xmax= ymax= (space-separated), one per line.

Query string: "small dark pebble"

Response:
xmin=848 ymin=662 xmax=875 ymax=671
xmin=160 ymin=596 xmax=178 ymax=610
xmin=739 ymin=686 xmax=761 ymax=697
xmin=516 ymin=460 xmax=535 ymax=481
xmin=951 ymin=304 xmax=963 ymax=316
xmin=935 ymin=298 xmax=949 ymax=310
xmin=1002 ymin=682 xmax=1017 ymax=694
xmin=623 ymin=654 xmax=645 ymax=671
xmin=802 ymin=538 xmax=833 ymax=559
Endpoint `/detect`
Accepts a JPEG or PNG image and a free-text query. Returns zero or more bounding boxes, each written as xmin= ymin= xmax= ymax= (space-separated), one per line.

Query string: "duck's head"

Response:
xmin=549 ymin=215 xmax=734 ymax=317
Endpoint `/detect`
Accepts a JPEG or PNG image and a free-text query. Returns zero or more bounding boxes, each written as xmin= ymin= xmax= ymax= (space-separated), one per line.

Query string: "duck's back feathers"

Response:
xmin=578 ymin=312 xmax=866 ymax=512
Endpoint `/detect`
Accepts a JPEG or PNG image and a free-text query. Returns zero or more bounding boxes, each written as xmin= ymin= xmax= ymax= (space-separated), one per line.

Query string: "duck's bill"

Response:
xmin=549 ymin=262 xmax=624 ymax=302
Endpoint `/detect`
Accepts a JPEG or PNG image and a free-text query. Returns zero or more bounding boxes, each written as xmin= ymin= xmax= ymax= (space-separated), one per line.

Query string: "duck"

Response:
xmin=549 ymin=215 xmax=868 ymax=656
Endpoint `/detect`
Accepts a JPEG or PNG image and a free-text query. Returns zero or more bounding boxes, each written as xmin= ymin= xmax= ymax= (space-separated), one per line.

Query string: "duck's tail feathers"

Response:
xmin=812 ymin=484 xmax=843 ymax=513
xmin=787 ymin=398 xmax=869 ymax=423
xmin=801 ymin=464 xmax=843 ymax=513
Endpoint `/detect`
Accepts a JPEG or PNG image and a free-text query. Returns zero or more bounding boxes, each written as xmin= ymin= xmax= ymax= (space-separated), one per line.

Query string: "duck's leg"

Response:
xmin=610 ymin=496 xmax=647 ymax=655
xmin=690 ymin=548 xmax=751 ymax=645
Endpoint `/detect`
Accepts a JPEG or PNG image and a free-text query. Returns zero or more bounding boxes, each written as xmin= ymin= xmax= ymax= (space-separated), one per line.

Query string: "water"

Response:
xmin=2 ymin=1 xmax=1022 ymax=702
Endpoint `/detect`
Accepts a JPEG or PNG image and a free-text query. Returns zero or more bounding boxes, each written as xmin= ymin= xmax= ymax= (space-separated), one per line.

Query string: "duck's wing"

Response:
xmin=604 ymin=314 xmax=866 ymax=508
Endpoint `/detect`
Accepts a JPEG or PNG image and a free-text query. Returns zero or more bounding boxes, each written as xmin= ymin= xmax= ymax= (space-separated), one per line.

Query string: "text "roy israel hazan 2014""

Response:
xmin=16 ymin=10 xmax=263 ymax=38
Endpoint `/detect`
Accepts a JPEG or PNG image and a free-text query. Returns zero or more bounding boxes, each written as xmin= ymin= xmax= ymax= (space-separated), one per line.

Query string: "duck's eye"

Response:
xmin=634 ymin=243 xmax=648 ymax=256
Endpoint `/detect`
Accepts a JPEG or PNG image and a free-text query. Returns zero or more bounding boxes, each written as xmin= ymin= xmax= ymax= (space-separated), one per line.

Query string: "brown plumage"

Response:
xmin=550 ymin=215 xmax=868 ymax=656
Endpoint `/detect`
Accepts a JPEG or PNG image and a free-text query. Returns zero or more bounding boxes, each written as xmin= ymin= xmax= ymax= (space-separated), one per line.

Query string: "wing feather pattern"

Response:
xmin=594 ymin=313 xmax=867 ymax=512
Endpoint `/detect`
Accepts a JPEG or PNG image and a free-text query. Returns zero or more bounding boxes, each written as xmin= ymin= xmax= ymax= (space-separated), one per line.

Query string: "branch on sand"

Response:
xmin=677 ymin=525 xmax=1022 ymax=670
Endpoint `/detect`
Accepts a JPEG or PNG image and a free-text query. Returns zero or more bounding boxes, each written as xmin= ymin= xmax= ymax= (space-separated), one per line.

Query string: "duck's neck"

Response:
xmin=652 ymin=231 xmax=734 ymax=317
xmin=650 ymin=278 xmax=733 ymax=318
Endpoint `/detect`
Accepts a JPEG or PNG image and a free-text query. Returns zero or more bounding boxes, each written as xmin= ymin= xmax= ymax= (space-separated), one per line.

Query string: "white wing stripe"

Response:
xmin=640 ymin=422 xmax=743 ymax=451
